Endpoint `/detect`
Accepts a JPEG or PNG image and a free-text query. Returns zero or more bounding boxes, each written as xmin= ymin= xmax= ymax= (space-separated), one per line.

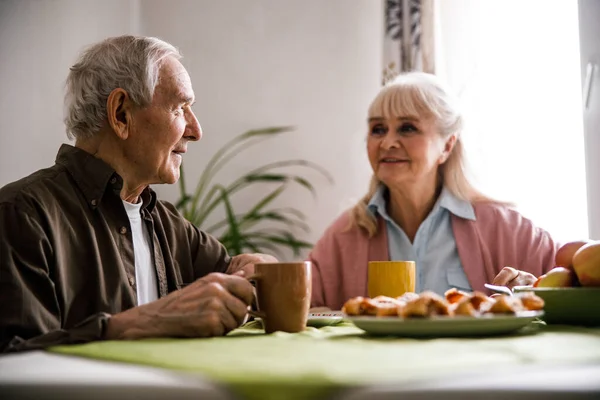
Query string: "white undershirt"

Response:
xmin=122 ymin=200 xmax=158 ymax=305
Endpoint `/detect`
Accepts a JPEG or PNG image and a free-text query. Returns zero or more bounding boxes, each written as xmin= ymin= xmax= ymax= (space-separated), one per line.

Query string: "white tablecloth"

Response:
xmin=0 ymin=351 xmax=237 ymax=400
xmin=1 ymin=351 xmax=599 ymax=400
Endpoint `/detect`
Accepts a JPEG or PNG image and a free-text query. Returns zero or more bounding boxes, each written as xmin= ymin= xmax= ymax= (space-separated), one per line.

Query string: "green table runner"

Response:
xmin=50 ymin=322 xmax=600 ymax=400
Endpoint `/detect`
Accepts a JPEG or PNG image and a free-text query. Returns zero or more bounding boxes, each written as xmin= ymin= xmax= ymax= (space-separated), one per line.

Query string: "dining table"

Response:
xmin=1 ymin=319 xmax=600 ymax=400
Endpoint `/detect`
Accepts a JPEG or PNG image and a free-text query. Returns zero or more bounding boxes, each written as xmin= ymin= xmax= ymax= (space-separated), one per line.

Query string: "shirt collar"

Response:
xmin=367 ymin=185 xmax=476 ymax=221
xmin=367 ymin=184 xmax=388 ymax=219
xmin=55 ymin=144 xmax=157 ymax=212
xmin=438 ymin=187 xmax=476 ymax=221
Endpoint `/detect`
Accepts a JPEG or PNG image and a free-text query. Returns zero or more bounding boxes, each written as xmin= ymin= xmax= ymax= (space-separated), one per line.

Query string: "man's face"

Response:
xmin=124 ymin=56 xmax=201 ymax=186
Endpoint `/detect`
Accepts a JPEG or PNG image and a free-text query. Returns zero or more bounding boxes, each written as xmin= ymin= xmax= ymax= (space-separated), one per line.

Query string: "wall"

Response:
xmin=2 ymin=0 xmax=590 ymax=254
xmin=0 ymin=0 xmax=139 ymax=185
xmin=140 ymin=0 xmax=383 ymax=252
xmin=0 ymin=0 xmax=383 ymax=259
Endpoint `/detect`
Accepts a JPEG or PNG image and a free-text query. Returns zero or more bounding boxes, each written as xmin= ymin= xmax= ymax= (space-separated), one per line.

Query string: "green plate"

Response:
xmin=513 ymin=286 xmax=600 ymax=326
xmin=346 ymin=311 xmax=543 ymax=338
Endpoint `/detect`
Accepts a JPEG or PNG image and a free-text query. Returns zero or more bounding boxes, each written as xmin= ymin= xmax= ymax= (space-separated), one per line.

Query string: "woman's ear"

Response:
xmin=439 ymin=134 xmax=458 ymax=164
xmin=106 ymin=88 xmax=132 ymax=140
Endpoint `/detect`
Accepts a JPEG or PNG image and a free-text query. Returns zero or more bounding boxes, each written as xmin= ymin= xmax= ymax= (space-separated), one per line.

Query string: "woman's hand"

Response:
xmin=492 ymin=266 xmax=537 ymax=289
xmin=226 ymin=253 xmax=279 ymax=277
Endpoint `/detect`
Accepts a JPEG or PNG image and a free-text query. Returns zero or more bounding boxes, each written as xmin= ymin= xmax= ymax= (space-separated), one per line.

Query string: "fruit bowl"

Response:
xmin=513 ymin=286 xmax=600 ymax=326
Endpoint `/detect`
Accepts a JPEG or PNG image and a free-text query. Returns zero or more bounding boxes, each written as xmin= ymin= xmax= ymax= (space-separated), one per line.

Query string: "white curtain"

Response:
xmin=383 ymin=0 xmax=435 ymax=84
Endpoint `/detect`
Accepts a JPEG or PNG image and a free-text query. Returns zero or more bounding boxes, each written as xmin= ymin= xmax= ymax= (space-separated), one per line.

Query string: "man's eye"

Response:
xmin=398 ymin=123 xmax=417 ymax=134
xmin=370 ymin=125 xmax=387 ymax=135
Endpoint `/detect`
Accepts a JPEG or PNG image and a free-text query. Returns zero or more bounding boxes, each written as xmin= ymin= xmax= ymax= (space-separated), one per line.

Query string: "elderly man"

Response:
xmin=0 ymin=35 xmax=276 ymax=352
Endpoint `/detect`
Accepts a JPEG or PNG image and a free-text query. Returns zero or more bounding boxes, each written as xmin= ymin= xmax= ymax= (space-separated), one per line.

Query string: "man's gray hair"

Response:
xmin=64 ymin=35 xmax=181 ymax=140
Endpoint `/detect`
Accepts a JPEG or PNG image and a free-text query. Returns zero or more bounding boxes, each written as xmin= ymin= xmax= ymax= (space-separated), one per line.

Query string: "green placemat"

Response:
xmin=50 ymin=322 xmax=600 ymax=400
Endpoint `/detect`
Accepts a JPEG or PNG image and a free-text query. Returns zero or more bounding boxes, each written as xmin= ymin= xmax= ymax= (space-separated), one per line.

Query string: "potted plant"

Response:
xmin=176 ymin=126 xmax=333 ymax=258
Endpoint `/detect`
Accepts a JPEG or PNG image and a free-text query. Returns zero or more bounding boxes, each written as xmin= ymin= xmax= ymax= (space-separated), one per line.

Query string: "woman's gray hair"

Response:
xmin=64 ymin=35 xmax=181 ymax=141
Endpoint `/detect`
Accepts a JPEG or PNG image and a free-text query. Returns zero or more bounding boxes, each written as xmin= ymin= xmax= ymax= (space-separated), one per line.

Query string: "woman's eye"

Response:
xmin=370 ymin=125 xmax=387 ymax=135
xmin=398 ymin=123 xmax=418 ymax=134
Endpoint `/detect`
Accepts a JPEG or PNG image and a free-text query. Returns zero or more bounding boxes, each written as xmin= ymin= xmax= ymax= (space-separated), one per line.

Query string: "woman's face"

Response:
xmin=367 ymin=113 xmax=455 ymax=190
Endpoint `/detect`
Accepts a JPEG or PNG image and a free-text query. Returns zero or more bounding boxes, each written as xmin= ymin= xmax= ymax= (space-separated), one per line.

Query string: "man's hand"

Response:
xmin=492 ymin=266 xmax=537 ymax=289
xmin=226 ymin=253 xmax=279 ymax=277
xmin=104 ymin=272 xmax=254 ymax=340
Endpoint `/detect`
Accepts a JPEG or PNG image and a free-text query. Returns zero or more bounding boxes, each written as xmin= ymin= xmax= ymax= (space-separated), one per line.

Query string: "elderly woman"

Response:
xmin=309 ymin=72 xmax=556 ymax=310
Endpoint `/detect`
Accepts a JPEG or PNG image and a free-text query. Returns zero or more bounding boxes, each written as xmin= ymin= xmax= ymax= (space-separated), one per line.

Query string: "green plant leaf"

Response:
xmin=216 ymin=185 xmax=243 ymax=256
xmin=207 ymin=185 xmax=287 ymax=233
xmin=244 ymin=174 xmax=288 ymax=182
xmin=245 ymin=184 xmax=286 ymax=218
xmin=176 ymin=125 xmax=334 ymax=258
xmin=195 ymin=166 xmax=326 ymax=226
xmin=177 ymin=161 xmax=189 ymax=214
xmin=245 ymin=159 xmax=334 ymax=185
xmin=189 ymin=127 xmax=293 ymax=218
xmin=270 ymin=207 xmax=307 ymax=221
xmin=242 ymin=239 xmax=286 ymax=260
xmin=243 ymin=231 xmax=313 ymax=256
xmin=234 ymin=230 xmax=307 ymax=259
xmin=204 ymin=207 xmax=309 ymax=237
xmin=239 ymin=210 xmax=310 ymax=233
xmin=175 ymin=194 xmax=192 ymax=210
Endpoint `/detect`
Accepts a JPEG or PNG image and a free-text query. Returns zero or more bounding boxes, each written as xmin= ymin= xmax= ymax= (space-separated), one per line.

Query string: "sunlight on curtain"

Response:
xmin=437 ymin=0 xmax=588 ymax=244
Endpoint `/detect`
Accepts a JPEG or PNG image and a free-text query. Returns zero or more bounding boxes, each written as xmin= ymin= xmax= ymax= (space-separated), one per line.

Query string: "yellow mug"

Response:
xmin=368 ymin=261 xmax=416 ymax=298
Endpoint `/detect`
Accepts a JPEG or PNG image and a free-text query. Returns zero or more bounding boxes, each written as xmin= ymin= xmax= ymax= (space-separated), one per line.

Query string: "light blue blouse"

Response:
xmin=367 ymin=186 xmax=476 ymax=296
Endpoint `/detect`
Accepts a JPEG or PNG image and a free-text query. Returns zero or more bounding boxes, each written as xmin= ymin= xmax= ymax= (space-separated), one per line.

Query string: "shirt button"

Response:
xmin=119 ymin=226 xmax=127 ymax=234
xmin=110 ymin=177 xmax=117 ymax=184
xmin=91 ymin=199 xmax=98 ymax=206
xmin=128 ymin=276 xmax=135 ymax=286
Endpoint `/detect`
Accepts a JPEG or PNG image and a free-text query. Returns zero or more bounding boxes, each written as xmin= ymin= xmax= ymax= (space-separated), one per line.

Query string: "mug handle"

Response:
xmin=246 ymin=274 xmax=266 ymax=319
xmin=247 ymin=308 xmax=266 ymax=319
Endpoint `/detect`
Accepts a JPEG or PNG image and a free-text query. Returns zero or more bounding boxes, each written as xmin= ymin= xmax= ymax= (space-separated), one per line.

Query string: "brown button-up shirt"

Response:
xmin=0 ymin=144 xmax=230 ymax=352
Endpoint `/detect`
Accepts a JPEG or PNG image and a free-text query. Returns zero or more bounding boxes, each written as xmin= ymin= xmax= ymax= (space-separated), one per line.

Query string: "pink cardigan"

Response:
xmin=308 ymin=203 xmax=557 ymax=310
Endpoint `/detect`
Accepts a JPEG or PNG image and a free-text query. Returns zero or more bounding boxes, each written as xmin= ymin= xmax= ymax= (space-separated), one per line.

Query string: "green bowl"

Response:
xmin=513 ymin=286 xmax=600 ymax=326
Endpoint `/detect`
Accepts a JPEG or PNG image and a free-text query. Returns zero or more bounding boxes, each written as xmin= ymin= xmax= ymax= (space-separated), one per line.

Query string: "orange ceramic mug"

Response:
xmin=248 ymin=261 xmax=312 ymax=333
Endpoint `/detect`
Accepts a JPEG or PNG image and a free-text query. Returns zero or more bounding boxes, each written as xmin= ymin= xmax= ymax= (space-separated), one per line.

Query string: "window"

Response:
xmin=437 ymin=0 xmax=588 ymax=243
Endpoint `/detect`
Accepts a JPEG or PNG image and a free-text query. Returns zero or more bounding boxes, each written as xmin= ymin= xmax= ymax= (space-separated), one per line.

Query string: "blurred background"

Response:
xmin=0 ymin=0 xmax=598 ymax=259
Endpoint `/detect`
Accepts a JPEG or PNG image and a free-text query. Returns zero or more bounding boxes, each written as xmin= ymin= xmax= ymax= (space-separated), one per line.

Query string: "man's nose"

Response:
xmin=186 ymin=109 xmax=202 ymax=141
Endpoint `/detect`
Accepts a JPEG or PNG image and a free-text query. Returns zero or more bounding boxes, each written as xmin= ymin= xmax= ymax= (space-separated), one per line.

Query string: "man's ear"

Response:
xmin=439 ymin=134 xmax=458 ymax=164
xmin=106 ymin=88 xmax=132 ymax=140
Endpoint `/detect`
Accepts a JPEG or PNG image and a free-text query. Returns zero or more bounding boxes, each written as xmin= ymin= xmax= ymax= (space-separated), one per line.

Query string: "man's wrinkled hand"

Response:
xmin=105 ymin=272 xmax=254 ymax=340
